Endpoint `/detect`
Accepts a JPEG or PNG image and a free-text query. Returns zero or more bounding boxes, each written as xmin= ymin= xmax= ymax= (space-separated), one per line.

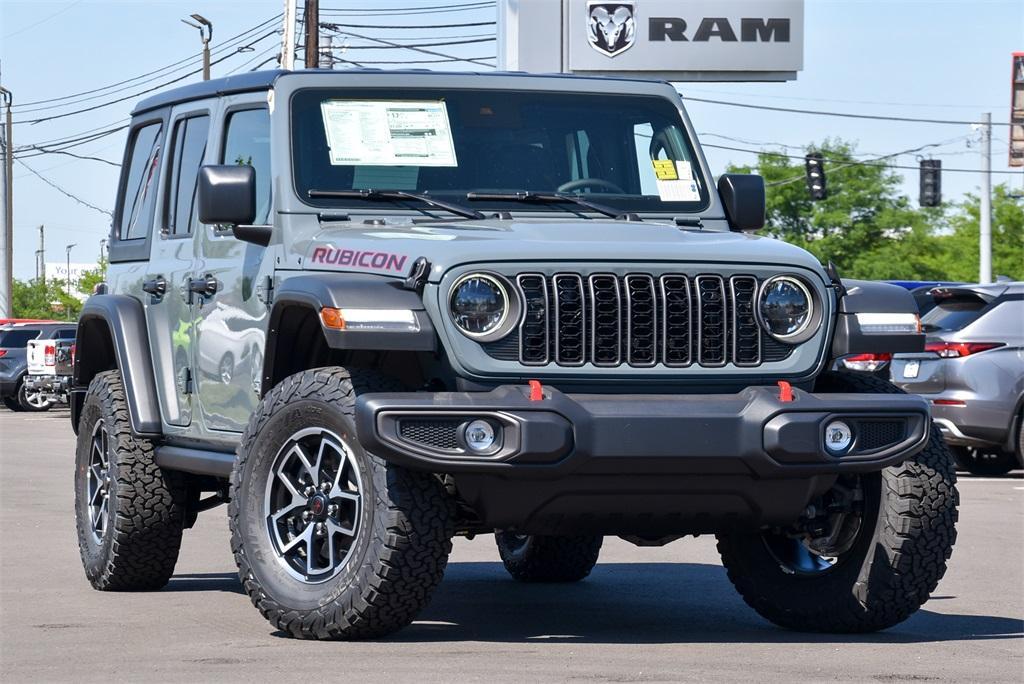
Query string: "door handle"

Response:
xmin=142 ymin=276 xmax=167 ymax=300
xmin=187 ymin=274 xmax=219 ymax=299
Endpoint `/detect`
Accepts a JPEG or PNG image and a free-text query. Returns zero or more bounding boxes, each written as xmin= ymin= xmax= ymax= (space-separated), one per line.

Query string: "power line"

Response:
xmin=701 ymin=141 xmax=1021 ymax=179
xmin=15 ymin=15 xmax=282 ymax=110
xmin=322 ymin=27 xmax=494 ymax=66
xmin=327 ymin=55 xmax=496 ymax=65
xmin=15 ymin=158 xmax=113 ymax=217
xmin=17 ymin=146 xmax=119 ymax=167
xmin=325 ymin=20 xmax=494 ymax=29
xmin=3 ymin=0 xmax=82 ymax=40
xmin=681 ymin=86 xmax=1005 ymax=111
xmin=13 ymin=30 xmax=279 ymax=125
xmin=339 ymin=36 xmax=495 ymax=50
xmin=683 ymin=95 xmax=1012 ymax=127
xmin=319 ymin=2 xmax=494 ymax=15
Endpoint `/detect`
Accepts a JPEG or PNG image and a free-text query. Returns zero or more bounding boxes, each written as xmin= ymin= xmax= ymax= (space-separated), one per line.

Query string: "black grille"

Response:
xmin=504 ymin=273 xmax=794 ymax=368
xmin=398 ymin=419 xmax=461 ymax=451
xmin=856 ymin=420 xmax=907 ymax=451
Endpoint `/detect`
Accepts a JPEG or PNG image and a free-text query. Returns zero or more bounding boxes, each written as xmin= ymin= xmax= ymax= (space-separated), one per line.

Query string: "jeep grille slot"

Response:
xmin=513 ymin=272 xmax=776 ymax=369
xmin=589 ymin=274 xmax=621 ymax=366
xmin=696 ymin=275 xmax=727 ymax=367
xmin=730 ymin=276 xmax=761 ymax=367
xmin=517 ymin=274 xmax=549 ymax=365
xmin=553 ymin=274 xmax=586 ymax=366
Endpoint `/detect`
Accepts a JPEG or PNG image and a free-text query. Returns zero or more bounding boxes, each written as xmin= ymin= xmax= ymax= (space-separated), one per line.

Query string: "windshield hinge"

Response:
xmin=825 ymin=260 xmax=847 ymax=297
xmin=403 ymin=257 xmax=431 ymax=292
xmin=674 ymin=216 xmax=703 ymax=229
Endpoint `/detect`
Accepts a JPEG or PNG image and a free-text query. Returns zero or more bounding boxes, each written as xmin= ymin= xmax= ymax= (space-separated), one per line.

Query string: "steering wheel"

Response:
xmin=556 ymin=178 xmax=625 ymax=195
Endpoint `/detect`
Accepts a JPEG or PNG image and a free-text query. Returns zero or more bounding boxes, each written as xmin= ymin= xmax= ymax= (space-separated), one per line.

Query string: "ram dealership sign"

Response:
xmin=498 ymin=0 xmax=804 ymax=81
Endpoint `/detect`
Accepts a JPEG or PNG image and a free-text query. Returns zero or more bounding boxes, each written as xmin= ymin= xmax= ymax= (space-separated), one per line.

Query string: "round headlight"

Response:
xmin=759 ymin=276 xmax=814 ymax=342
xmin=449 ymin=273 xmax=515 ymax=340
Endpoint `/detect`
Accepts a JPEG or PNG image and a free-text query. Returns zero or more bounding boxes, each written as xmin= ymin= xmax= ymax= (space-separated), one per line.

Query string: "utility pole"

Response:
xmin=304 ymin=0 xmax=320 ymax=69
xmin=0 ymin=79 xmax=12 ymax=320
xmin=979 ymin=112 xmax=992 ymax=284
xmin=281 ymin=0 xmax=297 ymax=70
xmin=36 ymin=225 xmax=45 ymax=283
xmin=182 ymin=14 xmax=213 ymax=80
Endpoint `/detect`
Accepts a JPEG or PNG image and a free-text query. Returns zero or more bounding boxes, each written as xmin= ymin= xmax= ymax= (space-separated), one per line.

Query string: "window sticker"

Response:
xmin=320 ymin=100 xmax=458 ymax=167
xmin=655 ymin=179 xmax=701 ymax=202
xmin=652 ymin=159 xmax=678 ymax=180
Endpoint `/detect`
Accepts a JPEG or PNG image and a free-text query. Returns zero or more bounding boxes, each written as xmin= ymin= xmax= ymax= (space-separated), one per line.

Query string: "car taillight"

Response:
xmin=70 ymin=344 xmax=76 ymax=364
xmin=44 ymin=344 xmax=55 ymax=366
xmin=924 ymin=342 xmax=1004 ymax=358
xmin=0 ymin=349 xmax=6 ymax=358
xmin=840 ymin=352 xmax=892 ymax=372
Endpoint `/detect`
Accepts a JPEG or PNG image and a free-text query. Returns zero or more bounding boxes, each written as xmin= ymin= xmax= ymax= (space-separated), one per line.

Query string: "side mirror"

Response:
xmin=198 ymin=165 xmax=256 ymax=226
xmin=717 ymin=174 xmax=765 ymax=231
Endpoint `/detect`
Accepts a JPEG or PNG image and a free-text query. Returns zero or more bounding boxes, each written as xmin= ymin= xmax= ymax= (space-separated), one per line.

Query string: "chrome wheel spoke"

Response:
xmin=86 ymin=419 xmax=111 ymax=543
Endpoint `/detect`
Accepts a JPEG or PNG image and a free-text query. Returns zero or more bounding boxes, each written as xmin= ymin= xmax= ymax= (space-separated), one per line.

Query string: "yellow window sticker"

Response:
xmin=652 ymin=159 xmax=678 ymax=181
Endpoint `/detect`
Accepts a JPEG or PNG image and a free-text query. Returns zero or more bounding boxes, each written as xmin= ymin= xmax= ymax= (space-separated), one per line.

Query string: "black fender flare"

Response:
xmin=831 ymin=279 xmax=924 ymax=359
xmin=263 ymin=273 xmax=436 ymax=393
xmin=74 ymin=294 xmax=162 ymax=436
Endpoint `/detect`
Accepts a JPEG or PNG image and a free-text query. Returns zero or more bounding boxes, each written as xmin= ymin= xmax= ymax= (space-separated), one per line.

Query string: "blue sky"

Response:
xmin=1 ymin=0 xmax=1021 ymax=279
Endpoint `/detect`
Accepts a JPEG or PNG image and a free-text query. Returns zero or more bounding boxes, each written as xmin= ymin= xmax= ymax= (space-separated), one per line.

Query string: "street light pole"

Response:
xmin=65 ymin=244 xmax=76 ymax=300
xmin=0 ymin=82 xmax=12 ymax=320
xmin=182 ymin=14 xmax=213 ymax=80
xmin=979 ymin=112 xmax=992 ymax=284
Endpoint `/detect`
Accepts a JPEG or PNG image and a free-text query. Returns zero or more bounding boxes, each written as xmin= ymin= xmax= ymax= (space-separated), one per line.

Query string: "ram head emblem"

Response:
xmin=587 ymin=2 xmax=637 ymax=57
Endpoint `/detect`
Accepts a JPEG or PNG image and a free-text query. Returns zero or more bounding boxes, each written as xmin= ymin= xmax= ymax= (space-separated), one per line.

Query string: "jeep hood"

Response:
xmin=301 ymin=217 xmax=826 ymax=282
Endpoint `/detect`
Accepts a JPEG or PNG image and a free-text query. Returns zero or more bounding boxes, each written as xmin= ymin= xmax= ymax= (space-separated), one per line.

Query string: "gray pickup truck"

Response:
xmin=72 ymin=69 xmax=957 ymax=640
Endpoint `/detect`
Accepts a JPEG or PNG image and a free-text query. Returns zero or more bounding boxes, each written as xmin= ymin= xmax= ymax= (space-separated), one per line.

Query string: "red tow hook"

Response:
xmin=777 ymin=380 xmax=794 ymax=403
xmin=528 ymin=379 xmax=544 ymax=401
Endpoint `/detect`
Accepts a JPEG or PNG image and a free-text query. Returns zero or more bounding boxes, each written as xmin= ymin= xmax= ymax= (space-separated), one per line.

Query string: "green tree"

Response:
xmin=934 ymin=184 xmax=1024 ymax=282
xmin=727 ymin=139 xmax=932 ymax=279
xmin=77 ymin=257 xmax=108 ymax=297
xmin=12 ymin=278 xmax=80 ymax=320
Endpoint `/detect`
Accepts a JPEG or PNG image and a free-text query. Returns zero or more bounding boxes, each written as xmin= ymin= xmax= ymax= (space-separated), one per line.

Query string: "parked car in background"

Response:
xmin=891 ymin=282 xmax=1024 ymax=475
xmin=0 ymin=322 xmax=77 ymax=411
xmin=25 ymin=336 xmax=75 ymax=407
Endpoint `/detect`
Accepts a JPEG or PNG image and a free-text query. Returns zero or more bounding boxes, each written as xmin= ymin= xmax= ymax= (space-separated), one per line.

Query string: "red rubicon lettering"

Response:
xmin=310 ymin=247 xmax=409 ymax=273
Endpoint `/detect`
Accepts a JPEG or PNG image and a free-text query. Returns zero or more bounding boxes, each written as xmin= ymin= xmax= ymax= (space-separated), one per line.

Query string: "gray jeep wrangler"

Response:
xmin=71 ymin=69 xmax=957 ymax=639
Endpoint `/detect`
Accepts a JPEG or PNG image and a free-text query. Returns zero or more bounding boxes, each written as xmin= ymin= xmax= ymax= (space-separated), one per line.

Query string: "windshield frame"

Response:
xmin=287 ymin=84 xmax=713 ymax=217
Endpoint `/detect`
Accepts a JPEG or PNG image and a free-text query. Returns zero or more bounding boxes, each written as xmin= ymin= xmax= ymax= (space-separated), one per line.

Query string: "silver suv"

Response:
xmin=70 ymin=69 xmax=957 ymax=640
xmin=892 ymin=283 xmax=1024 ymax=475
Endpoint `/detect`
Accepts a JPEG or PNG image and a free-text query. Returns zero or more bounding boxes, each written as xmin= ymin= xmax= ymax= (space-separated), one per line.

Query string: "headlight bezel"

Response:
xmin=756 ymin=274 xmax=821 ymax=345
xmin=448 ymin=272 xmax=521 ymax=342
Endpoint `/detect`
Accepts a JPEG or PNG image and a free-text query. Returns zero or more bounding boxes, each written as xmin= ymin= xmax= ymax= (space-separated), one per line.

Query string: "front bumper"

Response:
xmin=356 ymin=385 xmax=930 ymax=535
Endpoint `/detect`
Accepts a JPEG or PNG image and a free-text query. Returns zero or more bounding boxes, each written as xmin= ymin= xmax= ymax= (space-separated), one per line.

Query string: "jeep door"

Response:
xmin=144 ymin=104 xmax=212 ymax=427
xmin=192 ymin=99 xmax=272 ymax=432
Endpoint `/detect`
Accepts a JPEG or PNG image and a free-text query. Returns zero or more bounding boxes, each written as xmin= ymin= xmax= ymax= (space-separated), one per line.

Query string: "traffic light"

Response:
xmin=804 ymin=152 xmax=827 ymax=200
xmin=919 ymin=159 xmax=942 ymax=207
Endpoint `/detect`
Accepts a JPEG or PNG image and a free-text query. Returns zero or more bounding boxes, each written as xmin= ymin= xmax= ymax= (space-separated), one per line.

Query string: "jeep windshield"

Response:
xmin=291 ymin=88 xmax=709 ymax=216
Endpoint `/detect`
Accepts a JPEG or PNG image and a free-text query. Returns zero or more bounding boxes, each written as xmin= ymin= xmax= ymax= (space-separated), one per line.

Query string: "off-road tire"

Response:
xmin=229 ymin=367 xmax=454 ymax=640
xmin=75 ymin=370 xmax=187 ymax=590
xmin=717 ymin=371 xmax=958 ymax=633
xmin=495 ymin=532 xmax=603 ymax=583
xmin=949 ymin=445 xmax=1017 ymax=477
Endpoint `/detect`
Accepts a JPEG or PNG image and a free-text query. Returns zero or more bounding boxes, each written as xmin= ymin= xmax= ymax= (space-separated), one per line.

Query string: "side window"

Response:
xmin=55 ymin=329 xmax=77 ymax=339
xmin=222 ymin=109 xmax=271 ymax=224
xmin=165 ymin=115 xmax=211 ymax=237
xmin=119 ymin=122 xmax=163 ymax=241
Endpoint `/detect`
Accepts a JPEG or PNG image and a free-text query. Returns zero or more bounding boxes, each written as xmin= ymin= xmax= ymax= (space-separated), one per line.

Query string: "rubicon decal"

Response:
xmin=310 ymin=247 xmax=408 ymax=272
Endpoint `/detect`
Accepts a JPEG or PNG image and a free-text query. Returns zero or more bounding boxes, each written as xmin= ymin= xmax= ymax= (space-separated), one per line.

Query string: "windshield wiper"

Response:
xmin=308 ymin=188 xmax=485 ymax=220
xmin=466 ymin=191 xmax=640 ymax=221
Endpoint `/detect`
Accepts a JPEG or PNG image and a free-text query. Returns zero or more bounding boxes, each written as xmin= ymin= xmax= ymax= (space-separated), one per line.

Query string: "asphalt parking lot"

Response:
xmin=0 ymin=407 xmax=1021 ymax=683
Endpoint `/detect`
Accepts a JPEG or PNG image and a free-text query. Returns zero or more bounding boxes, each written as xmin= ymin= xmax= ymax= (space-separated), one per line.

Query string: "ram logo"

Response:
xmin=587 ymin=1 xmax=637 ymax=57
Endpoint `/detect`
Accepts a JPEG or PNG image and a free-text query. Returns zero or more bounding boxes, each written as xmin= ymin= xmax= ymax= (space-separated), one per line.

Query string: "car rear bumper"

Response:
xmin=24 ymin=373 xmax=70 ymax=398
xmin=355 ymin=385 xmax=931 ymax=535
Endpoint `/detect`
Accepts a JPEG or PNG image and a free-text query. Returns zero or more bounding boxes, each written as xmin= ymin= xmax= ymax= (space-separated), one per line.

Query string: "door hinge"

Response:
xmin=178 ymin=366 xmax=194 ymax=395
xmin=257 ymin=275 xmax=274 ymax=306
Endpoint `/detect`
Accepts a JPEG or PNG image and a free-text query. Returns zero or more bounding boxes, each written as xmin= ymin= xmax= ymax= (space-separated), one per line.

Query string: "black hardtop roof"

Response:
xmin=130 ymin=68 xmax=670 ymax=116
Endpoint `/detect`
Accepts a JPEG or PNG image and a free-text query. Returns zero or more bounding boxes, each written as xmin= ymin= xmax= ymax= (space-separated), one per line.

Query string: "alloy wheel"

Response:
xmin=87 ymin=419 xmax=111 ymax=543
xmin=263 ymin=427 xmax=363 ymax=583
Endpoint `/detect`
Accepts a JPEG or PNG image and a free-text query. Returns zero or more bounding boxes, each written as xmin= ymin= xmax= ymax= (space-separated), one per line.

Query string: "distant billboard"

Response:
xmin=498 ymin=0 xmax=804 ymax=82
xmin=1010 ymin=52 xmax=1024 ymax=167
xmin=46 ymin=262 xmax=97 ymax=301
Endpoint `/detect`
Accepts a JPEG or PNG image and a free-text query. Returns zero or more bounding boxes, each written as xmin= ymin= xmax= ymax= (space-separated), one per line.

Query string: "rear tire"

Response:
xmin=495 ymin=532 xmax=603 ymax=583
xmin=950 ymin=446 xmax=1016 ymax=477
xmin=75 ymin=370 xmax=187 ymax=590
xmin=229 ymin=367 xmax=454 ymax=640
xmin=717 ymin=372 xmax=958 ymax=633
